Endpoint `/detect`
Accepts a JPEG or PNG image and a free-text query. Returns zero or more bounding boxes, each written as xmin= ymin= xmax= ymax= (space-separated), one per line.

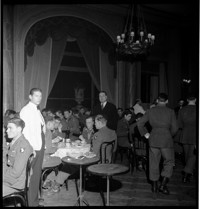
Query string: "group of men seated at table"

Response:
xmin=42 ymin=114 xmax=117 ymax=195
xmin=3 ymin=104 xmax=146 ymax=198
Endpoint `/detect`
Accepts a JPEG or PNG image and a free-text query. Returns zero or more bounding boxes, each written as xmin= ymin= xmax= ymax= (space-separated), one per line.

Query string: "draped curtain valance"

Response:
xmin=24 ymin=16 xmax=115 ymax=70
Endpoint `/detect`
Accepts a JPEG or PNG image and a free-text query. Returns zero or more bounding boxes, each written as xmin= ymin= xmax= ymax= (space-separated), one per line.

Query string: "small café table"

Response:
xmin=62 ymin=155 xmax=100 ymax=206
xmin=39 ymin=154 xmax=62 ymax=200
xmin=87 ymin=163 xmax=129 ymax=206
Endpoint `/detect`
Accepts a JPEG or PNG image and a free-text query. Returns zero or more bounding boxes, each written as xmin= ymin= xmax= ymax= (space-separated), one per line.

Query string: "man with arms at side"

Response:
xmin=20 ymin=88 xmax=46 ymax=206
xmin=137 ymin=93 xmax=178 ymax=195
xmin=3 ymin=117 xmax=33 ymax=197
xmin=93 ymin=91 xmax=118 ymax=131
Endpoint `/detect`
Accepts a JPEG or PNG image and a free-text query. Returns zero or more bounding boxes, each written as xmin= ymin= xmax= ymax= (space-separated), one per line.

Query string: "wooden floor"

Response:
xmin=41 ymin=154 xmax=197 ymax=207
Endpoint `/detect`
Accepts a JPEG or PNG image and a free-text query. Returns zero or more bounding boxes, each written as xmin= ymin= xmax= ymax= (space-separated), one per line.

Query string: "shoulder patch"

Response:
xmin=20 ymin=148 xmax=25 ymax=153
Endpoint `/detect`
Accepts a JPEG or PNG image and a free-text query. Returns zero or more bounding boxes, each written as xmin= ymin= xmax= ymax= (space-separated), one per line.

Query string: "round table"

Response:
xmin=40 ymin=155 xmax=62 ymax=200
xmin=87 ymin=163 xmax=129 ymax=206
xmin=62 ymin=155 xmax=100 ymax=206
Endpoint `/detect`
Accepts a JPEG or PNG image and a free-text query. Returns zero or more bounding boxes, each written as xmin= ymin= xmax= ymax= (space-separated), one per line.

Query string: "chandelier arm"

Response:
xmin=124 ymin=5 xmax=131 ymax=34
xmin=139 ymin=6 xmax=147 ymax=34
xmin=137 ymin=5 xmax=140 ymax=36
xmin=129 ymin=4 xmax=134 ymax=33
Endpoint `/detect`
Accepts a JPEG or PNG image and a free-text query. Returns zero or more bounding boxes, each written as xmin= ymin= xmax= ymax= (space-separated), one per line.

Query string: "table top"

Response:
xmin=42 ymin=154 xmax=62 ymax=169
xmin=87 ymin=163 xmax=129 ymax=176
xmin=62 ymin=155 xmax=100 ymax=166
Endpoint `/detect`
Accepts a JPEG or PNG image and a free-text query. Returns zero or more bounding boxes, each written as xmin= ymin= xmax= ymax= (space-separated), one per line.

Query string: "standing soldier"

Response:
xmin=178 ymin=95 xmax=197 ymax=183
xmin=137 ymin=93 xmax=178 ymax=195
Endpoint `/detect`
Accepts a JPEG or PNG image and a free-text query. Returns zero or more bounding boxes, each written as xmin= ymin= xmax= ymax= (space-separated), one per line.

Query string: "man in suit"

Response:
xmin=92 ymin=114 xmax=117 ymax=163
xmin=3 ymin=117 xmax=33 ymax=196
xmin=93 ymin=91 xmax=118 ymax=131
xmin=177 ymin=95 xmax=196 ymax=183
xmin=137 ymin=93 xmax=178 ymax=195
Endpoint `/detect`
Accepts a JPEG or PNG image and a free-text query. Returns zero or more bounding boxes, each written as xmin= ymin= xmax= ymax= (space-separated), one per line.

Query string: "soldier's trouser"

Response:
xmin=3 ymin=183 xmax=18 ymax=197
xmin=149 ymin=147 xmax=174 ymax=181
xmin=183 ymin=144 xmax=196 ymax=174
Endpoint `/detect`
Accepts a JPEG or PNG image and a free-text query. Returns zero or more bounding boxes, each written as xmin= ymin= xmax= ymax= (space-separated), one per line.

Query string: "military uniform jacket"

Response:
xmin=178 ymin=105 xmax=196 ymax=145
xmin=82 ymin=127 xmax=95 ymax=144
xmin=92 ymin=126 xmax=117 ymax=162
xmin=3 ymin=134 xmax=33 ymax=189
xmin=66 ymin=115 xmax=80 ymax=138
xmin=137 ymin=105 xmax=178 ymax=148
xmin=117 ymin=118 xmax=131 ymax=147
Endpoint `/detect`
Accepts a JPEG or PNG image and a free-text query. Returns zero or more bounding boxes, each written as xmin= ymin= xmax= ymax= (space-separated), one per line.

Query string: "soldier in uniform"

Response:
xmin=63 ymin=107 xmax=80 ymax=141
xmin=137 ymin=93 xmax=178 ymax=195
xmin=177 ymin=95 xmax=197 ymax=183
xmin=3 ymin=117 xmax=33 ymax=196
xmin=92 ymin=114 xmax=117 ymax=163
xmin=79 ymin=115 xmax=95 ymax=144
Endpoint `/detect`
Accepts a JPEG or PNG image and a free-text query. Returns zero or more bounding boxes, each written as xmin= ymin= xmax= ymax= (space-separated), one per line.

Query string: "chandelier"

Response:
xmin=115 ymin=4 xmax=155 ymax=62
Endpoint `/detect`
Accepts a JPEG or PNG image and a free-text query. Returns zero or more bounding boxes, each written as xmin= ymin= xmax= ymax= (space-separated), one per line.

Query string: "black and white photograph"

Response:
xmin=2 ymin=2 xmax=198 ymax=207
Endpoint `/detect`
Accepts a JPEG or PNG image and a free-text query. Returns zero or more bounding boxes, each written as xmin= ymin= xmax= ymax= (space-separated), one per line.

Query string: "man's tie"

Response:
xmin=101 ymin=103 xmax=104 ymax=110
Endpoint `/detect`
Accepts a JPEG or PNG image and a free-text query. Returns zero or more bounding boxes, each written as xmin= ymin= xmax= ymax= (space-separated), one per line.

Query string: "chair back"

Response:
xmin=25 ymin=153 xmax=34 ymax=190
xmin=3 ymin=153 xmax=34 ymax=207
xmin=100 ymin=140 xmax=115 ymax=164
xmin=24 ymin=153 xmax=34 ymax=205
xmin=132 ymin=126 xmax=148 ymax=156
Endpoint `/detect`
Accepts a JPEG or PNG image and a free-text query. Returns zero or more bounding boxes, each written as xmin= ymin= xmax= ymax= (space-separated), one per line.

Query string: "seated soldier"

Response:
xmin=92 ymin=114 xmax=117 ymax=163
xmin=130 ymin=113 xmax=148 ymax=171
xmin=117 ymin=110 xmax=133 ymax=148
xmin=44 ymin=119 xmax=64 ymax=154
xmin=52 ymin=116 xmax=65 ymax=139
xmin=79 ymin=116 xmax=95 ymax=144
xmin=3 ymin=117 xmax=33 ymax=196
xmin=64 ymin=107 xmax=80 ymax=141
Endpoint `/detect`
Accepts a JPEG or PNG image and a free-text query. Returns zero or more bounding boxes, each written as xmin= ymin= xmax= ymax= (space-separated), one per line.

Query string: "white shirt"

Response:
xmin=20 ymin=102 xmax=45 ymax=151
xmin=101 ymin=101 xmax=107 ymax=109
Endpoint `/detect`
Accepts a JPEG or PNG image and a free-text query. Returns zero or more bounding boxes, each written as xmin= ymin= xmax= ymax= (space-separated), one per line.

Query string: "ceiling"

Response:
xmin=142 ymin=4 xmax=195 ymax=17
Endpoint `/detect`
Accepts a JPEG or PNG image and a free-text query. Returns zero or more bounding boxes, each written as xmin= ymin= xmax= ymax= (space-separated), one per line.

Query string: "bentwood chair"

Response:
xmin=3 ymin=153 xmax=34 ymax=207
xmin=85 ymin=140 xmax=116 ymax=206
xmin=114 ymin=143 xmax=135 ymax=174
xmin=100 ymin=140 xmax=116 ymax=164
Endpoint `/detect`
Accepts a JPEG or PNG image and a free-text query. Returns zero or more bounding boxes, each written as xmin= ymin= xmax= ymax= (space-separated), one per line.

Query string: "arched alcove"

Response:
xmin=13 ymin=5 xmax=121 ymax=111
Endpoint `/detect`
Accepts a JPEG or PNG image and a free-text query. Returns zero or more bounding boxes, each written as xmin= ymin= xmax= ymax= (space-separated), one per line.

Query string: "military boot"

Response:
xmin=159 ymin=177 xmax=170 ymax=195
xmin=182 ymin=171 xmax=192 ymax=183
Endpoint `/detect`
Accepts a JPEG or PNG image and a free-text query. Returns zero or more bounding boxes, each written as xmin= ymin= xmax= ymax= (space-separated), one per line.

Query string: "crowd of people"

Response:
xmin=3 ymin=88 xmax=197 ymax=206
